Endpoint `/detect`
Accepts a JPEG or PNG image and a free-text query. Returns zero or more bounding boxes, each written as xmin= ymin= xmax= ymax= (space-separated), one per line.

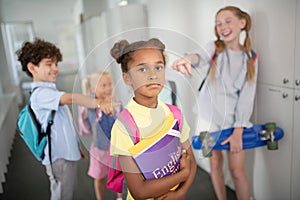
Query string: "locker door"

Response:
xmin=295 ymin=0 xmax=300 ymax=89
xmin=255 ymin=0 xmax=296 ymax=88
xmin=291 ymin=2 xmax=300 ymax=198
xmin=291 ymin=88 xmax=300 ymax=200
xmin=253 ymin=84 xmax=293 ymax=200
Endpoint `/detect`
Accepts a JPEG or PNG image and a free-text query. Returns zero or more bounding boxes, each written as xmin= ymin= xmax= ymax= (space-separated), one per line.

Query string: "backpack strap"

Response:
xmin=117 ymin=104 xmax=183 ymax=143
xmin=108 ymin=109 xmax=139 ymax=172
xmin=30 ymin=87 xmax=56 ymax=181
xmin=27 ymin=103 xmax=43 ymax=144
xmin=29 ymin=87 xmax=39 ymax=95
xmin=198 ymin=51 xmax=216 ymax=91
xmin=168 ymin=81 xmax=177 ymax=105
xmin=117 ymin=109 xmax=140 ymax=144
xmin=165 ymin=104 xmax=182 ymax=131
xmin=250 ymin=49 xmax=258 ymax=63
xmin=46 ymin=110 xmax=56 ymax=180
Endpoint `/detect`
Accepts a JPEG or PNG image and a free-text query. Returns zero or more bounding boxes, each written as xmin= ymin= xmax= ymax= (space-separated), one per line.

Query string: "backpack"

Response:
xmin=106 ymin=104 xmax=182 ymax=193
xmin=17 ymin=89 xmax=55 ymax=162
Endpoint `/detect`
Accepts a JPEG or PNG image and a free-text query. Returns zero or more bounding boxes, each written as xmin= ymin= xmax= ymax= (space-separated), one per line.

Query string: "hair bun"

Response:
xmin=110 ymin=40 xmax=129 ymax=63
xmin=147 ymin=38 xmax=165 ymax=50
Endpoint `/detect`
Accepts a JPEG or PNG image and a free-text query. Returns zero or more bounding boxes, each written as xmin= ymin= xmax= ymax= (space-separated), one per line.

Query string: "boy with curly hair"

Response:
xmin=16 ymin=38 xmax=112 ymax=200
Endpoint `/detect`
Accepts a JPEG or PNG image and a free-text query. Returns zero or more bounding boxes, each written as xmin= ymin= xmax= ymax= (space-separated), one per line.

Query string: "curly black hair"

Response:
xmin=16 ymin=38 xmax=62 ymax=77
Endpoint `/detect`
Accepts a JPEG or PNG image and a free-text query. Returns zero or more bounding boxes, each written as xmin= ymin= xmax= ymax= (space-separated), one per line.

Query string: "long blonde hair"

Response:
xmin=210 ymin=6 xmax=255 ymax=82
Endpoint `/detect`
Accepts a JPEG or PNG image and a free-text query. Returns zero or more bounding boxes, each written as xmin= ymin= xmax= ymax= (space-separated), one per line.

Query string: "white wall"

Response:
xmin=1 ymin=0 xmax=74 ymax=43
xmin=104 ymin=4 xmax=149 ymax=106
xmin=0 ymin=0 xmax=84 ymax=96
xmin=0 ymin=0 xmax=12 ymax=95
xmin=0 ymin=0 xmax=17 ymax=192
xmin=0 ymin=31 xmax=11 ymax=94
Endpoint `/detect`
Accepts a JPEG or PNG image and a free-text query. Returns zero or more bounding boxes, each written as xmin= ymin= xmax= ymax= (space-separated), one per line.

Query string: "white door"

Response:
xmin=253 ymin=84 xmax=293 ymax=200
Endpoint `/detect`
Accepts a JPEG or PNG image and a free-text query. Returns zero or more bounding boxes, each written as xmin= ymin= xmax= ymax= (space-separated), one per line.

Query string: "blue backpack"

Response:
xmin=17 ymin=89 xmax=55 ymax=162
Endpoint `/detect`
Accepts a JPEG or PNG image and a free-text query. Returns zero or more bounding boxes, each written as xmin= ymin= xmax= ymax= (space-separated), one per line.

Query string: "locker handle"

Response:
xmin=282 ymin=93 xmax=288 ymax=99
xmin=295 ymin=95 xmax=300 ymax=101
xmin=283 ymin=78 xmax=289 ymax=84
xmin=296 ymin=79 xmax=300 ymax=86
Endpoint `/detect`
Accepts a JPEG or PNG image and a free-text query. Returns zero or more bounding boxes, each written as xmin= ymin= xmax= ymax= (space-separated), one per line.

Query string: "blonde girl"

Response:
xmin=78 ymin=71 xmax=122 ymax=200
xmin=172 ymin=6 xmax=258 ymax=200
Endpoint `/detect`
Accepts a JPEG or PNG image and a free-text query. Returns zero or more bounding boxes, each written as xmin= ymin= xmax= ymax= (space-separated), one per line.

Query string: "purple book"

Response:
xmin=128 ymin=120 xmax=181 ymax=180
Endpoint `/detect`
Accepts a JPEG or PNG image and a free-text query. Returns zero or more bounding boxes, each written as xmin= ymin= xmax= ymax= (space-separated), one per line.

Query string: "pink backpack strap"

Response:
xmin=117 ymin=105 xmax=182 ymax=143
xmin=77 ymin=106 xmax=92 ymax=136
xmin=251 ymin=50 xmax=258 ymax=63
xmin=117 ymin=109 xmax=140 ymax=144
xmin=166 ymin=104 xmax=182 ymax=130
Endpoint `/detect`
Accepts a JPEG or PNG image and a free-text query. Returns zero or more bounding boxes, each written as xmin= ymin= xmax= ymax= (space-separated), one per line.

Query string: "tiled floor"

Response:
xmin=0 ymin=134 xmax=236 ymax=200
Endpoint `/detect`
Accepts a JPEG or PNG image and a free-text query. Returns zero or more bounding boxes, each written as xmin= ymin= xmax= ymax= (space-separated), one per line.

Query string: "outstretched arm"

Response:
xmin=171 ymin=53 xmax=200 ymax=76
xmin=60 ymin=93 xmax=114 ymax=115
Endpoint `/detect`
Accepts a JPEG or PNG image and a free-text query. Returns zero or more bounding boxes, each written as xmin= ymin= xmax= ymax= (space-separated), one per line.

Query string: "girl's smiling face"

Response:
xmin=123 ymin=48 xmax=165 ymax=106
xmin=92 ymin=74 xmax=113 ymax=100
xmin=215 ymin=10 xmax=246 ymax=45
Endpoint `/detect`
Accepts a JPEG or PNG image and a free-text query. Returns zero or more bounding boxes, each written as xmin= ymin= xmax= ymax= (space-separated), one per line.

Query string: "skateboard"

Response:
xmin=192 ymin=122 xmax=284 ymax=157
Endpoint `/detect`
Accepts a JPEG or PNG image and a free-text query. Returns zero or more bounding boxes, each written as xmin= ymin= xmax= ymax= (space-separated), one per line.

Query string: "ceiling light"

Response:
xmin=118 ymin=0 xmax=128 ymax=6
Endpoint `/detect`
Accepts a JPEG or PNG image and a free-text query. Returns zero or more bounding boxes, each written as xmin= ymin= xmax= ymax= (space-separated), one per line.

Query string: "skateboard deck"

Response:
xmin=192 ymin=123 xmax=284 ymax=152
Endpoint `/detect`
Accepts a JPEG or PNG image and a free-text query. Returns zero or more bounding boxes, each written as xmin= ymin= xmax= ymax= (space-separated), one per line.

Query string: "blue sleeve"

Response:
xmin=31 ymin=87 xmax=65 ymax=111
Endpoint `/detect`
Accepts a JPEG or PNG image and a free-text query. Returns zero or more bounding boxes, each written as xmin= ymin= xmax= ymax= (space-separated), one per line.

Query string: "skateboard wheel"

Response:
xmin=267 ymin=140 xmax=278 ymax=150
xmin=265 ymin=122 xmax=276 ymax=132
xmin=200 ymin=131 xmax=213 ymax=157
xmin=200 ymin=131 xmax=209 ymax=141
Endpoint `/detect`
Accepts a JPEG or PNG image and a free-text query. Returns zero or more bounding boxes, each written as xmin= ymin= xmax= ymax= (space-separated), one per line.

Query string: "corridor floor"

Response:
xmin=0 ymin=134 xmax=236 ymax=200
